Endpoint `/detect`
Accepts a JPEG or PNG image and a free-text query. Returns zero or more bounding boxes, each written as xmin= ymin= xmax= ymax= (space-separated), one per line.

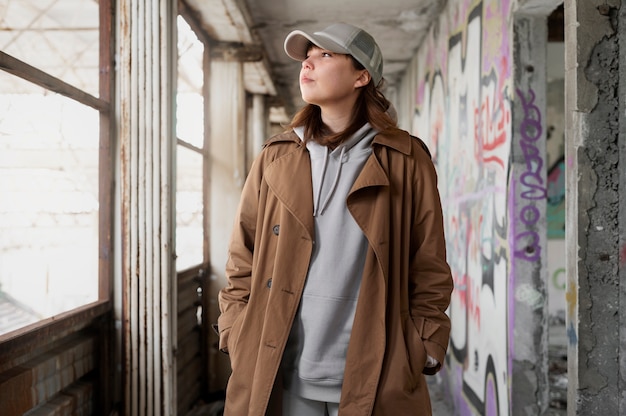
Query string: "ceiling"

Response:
xmin=185 ymin=0 xmax=448 ymax=117
xmin=1 ymin=0 xmax=448 ymax=119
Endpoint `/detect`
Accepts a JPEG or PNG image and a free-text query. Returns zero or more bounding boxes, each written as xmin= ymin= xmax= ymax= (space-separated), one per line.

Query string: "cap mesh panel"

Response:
xmin=353 ymin=33 xmax=374 ymax=63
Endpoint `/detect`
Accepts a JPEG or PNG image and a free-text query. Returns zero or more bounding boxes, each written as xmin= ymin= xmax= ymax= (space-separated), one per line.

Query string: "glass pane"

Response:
xmin=0 ymin=72 xmax=99 ymax=335
xmin=176 ymin=146 xmax=204 ymax=271
xmin=0 ymin=0 xmax=100 ymax=97
xmin=175 ymin=16 xmax=205 ymax=271
xmin=176 ymin=16 xmax=204 ymax=148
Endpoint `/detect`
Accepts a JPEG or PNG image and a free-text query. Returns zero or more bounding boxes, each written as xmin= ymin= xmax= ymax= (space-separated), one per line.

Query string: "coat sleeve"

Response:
xmin=216 ymin=153 xmax=264 ymax=354
xmin=408 ymin=144 xmax=453 ymax=374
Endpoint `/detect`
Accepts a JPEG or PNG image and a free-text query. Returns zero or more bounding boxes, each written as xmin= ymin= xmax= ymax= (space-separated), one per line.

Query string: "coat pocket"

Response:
xmin=227 ymin=310 xmax=246 ymax=371
xmin=402 ymin=313 xmax=427 ymax=389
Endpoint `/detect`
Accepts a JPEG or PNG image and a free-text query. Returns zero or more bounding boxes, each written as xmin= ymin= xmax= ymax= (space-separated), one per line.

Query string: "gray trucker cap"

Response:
xmin=284 ymin=23 xmax=384 ymax=85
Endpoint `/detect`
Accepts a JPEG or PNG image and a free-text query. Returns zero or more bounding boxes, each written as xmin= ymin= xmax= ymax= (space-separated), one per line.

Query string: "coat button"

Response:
xmin=266 ymin=278 xmax=272 ymax=288
xmin=272 ymin=225 xmax=280 ymax=235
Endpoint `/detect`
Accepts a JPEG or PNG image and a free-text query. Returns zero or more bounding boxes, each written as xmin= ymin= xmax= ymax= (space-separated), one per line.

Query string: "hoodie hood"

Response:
xmin=294 ymin=124 xmax=376 ymax=216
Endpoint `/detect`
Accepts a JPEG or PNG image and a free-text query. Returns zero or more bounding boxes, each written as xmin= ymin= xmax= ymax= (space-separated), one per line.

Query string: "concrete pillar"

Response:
xmin=564 ymin=0 xmax=624 ymax=414
xmin=117 ymin=0 xmax=177 ymax=413
xmin=248 ymin=93 xmax=267 ymax=166
xmin=207 ymin=59 xmax=247 ymax=390
xmin=395 ymin=55 xmax=419 ymax=132
xmin=511 ymin=14 xmax=550 ymax=416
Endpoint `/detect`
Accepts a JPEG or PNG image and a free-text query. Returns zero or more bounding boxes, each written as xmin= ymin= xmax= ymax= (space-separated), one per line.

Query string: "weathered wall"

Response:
xmin=400 ymin=0 xmax=626 ymax=413
xmin=404 ymin=1 xmax=514 ymax=413
xmin=398 ymin=0 xmax=562 ymax=414
xmin=619 ymin=3 xmax=626 ymax=414
xmin=564 ymin=0 xmax=624 ymax=414
xmin=512 ymin=14 xmax=551 ymax=415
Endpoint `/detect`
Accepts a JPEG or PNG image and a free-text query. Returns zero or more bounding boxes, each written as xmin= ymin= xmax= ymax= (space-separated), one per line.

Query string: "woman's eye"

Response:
xmin=322 ymin=52 xmax=331 ymax=57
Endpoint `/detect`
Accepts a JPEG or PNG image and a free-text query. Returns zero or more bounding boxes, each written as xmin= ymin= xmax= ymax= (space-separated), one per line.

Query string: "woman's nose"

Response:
xmin=302 ymin=58 xmax=312 ymax=69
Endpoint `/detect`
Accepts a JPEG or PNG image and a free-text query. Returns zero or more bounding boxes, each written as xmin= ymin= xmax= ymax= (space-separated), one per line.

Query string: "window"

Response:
xmin=0 ymin=0 xmax=111 ymax=336
xmin=175 ymin=16 xmax=206 ymax=271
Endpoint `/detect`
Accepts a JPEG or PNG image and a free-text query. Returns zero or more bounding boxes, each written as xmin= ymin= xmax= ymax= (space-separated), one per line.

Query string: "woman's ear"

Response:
xmin=354 ymin=70 xmax=371 ymax=88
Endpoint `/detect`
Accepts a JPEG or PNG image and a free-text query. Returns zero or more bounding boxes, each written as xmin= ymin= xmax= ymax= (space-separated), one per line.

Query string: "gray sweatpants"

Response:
xmin=282 ymin=389 xmax=340 ymax=416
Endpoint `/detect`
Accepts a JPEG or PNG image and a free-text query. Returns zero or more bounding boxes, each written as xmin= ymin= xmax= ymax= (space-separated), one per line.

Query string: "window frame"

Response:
xmin=0 ymin=0 xmax=115 ymax=344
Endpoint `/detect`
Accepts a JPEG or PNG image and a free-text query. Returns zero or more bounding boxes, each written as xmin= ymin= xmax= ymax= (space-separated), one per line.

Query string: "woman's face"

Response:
xmin=299 ymin=45 xmax=369 ymax=108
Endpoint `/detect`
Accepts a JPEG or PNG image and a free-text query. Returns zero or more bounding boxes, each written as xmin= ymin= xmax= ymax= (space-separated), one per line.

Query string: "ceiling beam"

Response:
xmin=208 ymin=40 xmax=264 ymax=62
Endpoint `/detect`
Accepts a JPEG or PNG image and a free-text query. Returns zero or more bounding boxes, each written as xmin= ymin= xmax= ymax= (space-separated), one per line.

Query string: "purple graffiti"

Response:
xmin=514 ymin=88 xmax=546 ymax=262
xmin=519 ymin=205 xmax=540 ymax=226
xmin=517 ymin=88 xmax=546 ymax=200
xmin=514 ymin=230 xmax=541 ymax=262
xmin=520 ymin=141 xmax=546 ymax=199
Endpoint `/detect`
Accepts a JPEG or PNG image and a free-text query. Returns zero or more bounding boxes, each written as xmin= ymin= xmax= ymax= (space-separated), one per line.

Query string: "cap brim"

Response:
xmin=284 ymin=30 xmax=351 ymax=61
xmin=284 ymin=30 xmax=313 ymax=61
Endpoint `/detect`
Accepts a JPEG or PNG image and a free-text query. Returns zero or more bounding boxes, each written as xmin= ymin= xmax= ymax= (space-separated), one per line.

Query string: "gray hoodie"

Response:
xmin=281 ymin=123 xmax=377 ymax=403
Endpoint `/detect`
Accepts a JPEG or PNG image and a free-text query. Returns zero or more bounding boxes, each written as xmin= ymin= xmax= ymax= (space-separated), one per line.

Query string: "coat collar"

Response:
xmin=265 ymin=127 xmax=412 ymax=156
xmin=263 ymin=140 xmax=315 ymax=239
xmin=371 ymin=128 xmax=412 ymax=155
xmin=261 ymin=128 xmax=412 ymax=239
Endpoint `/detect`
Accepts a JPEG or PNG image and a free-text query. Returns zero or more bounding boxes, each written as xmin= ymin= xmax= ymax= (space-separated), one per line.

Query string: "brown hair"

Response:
xmin=287 ymin=56 xmax=399 ymax=147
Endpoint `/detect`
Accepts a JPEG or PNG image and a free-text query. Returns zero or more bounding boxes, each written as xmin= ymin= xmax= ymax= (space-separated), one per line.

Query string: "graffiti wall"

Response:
xmin=411 ymin=0 xmax=513 ymax=414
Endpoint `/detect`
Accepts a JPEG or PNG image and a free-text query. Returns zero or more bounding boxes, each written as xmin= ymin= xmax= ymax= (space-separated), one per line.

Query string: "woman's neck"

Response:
xmin=319 ymin=93 xmax=358 ymax=133
xmin=321 ymin=113 xmax=350 ymax=134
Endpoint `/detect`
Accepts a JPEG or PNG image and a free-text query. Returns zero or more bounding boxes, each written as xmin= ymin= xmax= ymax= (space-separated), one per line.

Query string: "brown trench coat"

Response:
xmin=217 ymin=128 xmax=453 ymax=415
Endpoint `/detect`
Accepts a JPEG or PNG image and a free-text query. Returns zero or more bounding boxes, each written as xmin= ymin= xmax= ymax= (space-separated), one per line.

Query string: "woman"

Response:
xmin=216 ymin=22 xmax=453 ymax=416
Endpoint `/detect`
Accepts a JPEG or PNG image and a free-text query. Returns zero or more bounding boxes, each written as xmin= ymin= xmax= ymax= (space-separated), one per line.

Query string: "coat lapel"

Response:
xmin=264 ymin=146 xmax=315 ymax=239
xmin=347 ymin=151 xmax=390 ymax=282
xmin=350 ymin=151 xmax=389 ymax=191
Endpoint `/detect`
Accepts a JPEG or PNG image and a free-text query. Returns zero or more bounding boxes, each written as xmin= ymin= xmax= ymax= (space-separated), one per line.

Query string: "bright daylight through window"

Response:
xmin=175 ymin=16 xmax=205 ymax=272
xmin=0 ymin=0 xmax=101 ymax=335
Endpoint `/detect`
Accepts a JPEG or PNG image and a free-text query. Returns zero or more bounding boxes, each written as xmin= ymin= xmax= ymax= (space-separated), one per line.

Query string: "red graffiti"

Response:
xmin=429 ymin=111 xmax=443 ymax=162
xmin=454 ymin=272 xmax=481 ymax=329
xmin=474 ymin=94 xmax=509 ymax=168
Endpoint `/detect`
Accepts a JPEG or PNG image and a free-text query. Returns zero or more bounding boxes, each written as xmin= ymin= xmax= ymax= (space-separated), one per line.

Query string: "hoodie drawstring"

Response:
xmin=313 ymin=146 xmax=329 ymax=217
xmin=315 ymin=146 xmax=346 ymax=216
